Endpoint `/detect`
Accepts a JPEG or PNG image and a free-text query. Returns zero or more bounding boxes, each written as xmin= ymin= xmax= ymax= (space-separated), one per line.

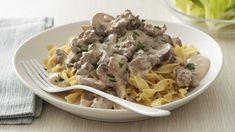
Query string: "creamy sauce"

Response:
xmin=48 ymin=73 xmax=67 ymax=87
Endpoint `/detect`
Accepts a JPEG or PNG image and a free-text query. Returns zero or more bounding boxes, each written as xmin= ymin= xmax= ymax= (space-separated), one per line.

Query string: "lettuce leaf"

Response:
xmin=175 ymin=0 xmax=235 ymax=30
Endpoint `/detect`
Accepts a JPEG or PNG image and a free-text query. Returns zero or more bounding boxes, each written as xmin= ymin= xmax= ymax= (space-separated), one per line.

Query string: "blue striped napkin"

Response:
xmin=0 ymin=17 xmax=53 ymax=124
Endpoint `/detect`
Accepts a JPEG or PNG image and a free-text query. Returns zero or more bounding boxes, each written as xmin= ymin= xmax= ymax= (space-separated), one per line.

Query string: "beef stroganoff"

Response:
xmin=44 ymin=10 xmax=210 ymax=109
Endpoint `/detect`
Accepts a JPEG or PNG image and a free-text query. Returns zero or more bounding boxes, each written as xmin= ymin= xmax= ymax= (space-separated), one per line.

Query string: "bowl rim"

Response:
xmin=163 ymin=0 xmax=235 ymax=23
xmin=13 ymin=20 xmax=223 ymax=113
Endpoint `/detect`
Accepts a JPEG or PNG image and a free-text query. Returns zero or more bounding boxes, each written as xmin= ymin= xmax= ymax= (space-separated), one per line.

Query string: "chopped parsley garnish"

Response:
xmin=132 ymin=31 xmax=139 ymax=40
xmin=67 ymin=63 xmax=73 ymax=67
xmin=122 ymin=36 xmax=127 ymax=41
xmin=59 ymin=78 xmax=64 ymax=81
xmin=115 ymin=45 xmax=120 ymax=48
xmin=119 ymin=62 xmax=124 ymax=68
xmin=80 ymin=47 xmax=88 ymax=52
xmin=137 ymin=42 xmax=145 ymax=50
xmin=104 ymin=38 xmax=109 ymax=43
xmin=186 ymin=63 xmax=196 ymax=71
xmin=154 ymin=25 xmax=161 ymax=30
xmin=107 ymin=74 xmax=116 ymax=82
xmin=77 ymin=45 xmax=87 ymax=53
xmin=109 ymin=78 xmax=116 ymax=82
xmin=107 ymin=74 xmax=115 ymax=78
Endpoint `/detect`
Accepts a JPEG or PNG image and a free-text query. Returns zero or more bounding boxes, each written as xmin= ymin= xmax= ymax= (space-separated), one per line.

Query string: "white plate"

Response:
xmin=13 ymin=20 xmax=223 ymax=122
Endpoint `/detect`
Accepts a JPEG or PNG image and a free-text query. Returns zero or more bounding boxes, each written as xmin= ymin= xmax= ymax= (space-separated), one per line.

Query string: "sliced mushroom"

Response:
xmin=80 ymin=92 xmax=94 ymax=107
xmin=187 ymin=55 xmax=210 ymax=81
xmin=91 ymin=13 xmax=114 ymax=27
xmin=90 ymin=96 xmax=113 ymax=109
xmin=91 ymin=13 xmax=114 ymax=35
xmin=156 ymin=43 xmax=171 ymax=56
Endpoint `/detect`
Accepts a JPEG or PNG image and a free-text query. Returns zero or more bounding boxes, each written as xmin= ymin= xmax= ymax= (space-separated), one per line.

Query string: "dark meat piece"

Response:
xmin=70 ymin=38 xmax=89 ymax=56
xmin=190 ymin=73 xmax=199 ymax=87
xmin=160 ymin=34 xmax=172 ymax=44
xmin=148 ymin=54 xmax=161 ymax=67
xmin=108 ymin=54 xmax=128 ymax=98
xmin=77 ymin=75 xmax=106 ymax=90
xmin=176 ymin=66 xmax=192 ymax=87
xmin=108 ymin=10 xmax=141 ymax=35
xmin=93 ymin=23 xmax=107 ymax=36
xmin=90 ymin=96 xmax=113 ymax=109
xmin=80 ymin=92 xmax=95 ymax=107
xmin=120 ymin=40 xmax=137 ymax=59
xmin=129 ymin=50 xmax=152 ymax=71
xmin=108 ymin=54 xmax=128 ymax=77
xmin=96 ymin=63 xmax=115 ymax=87
xmin=172 ymin=37 xmax=182 ymax=46
xmin=76 ymin=62 xmax=94 ymax=75
xmin=77 ymin=29 xmax=104 ymax=44
xmin=80 ymin=50 xmax=102 ymax=65
xmin=160 ymin=49 xmax=173 ymax=64
xmin=140 ymin=24 xmax=166 ymax=37
xmin=56 ymin=49 xmax=67 ymax=64
xmin=65 ymin=52 xmax=81 ymax=64
xmin=70 ymin=38 xmax=86 ymax=49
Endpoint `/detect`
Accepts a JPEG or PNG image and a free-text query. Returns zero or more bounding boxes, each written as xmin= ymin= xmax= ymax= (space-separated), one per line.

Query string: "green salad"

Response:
xmin=175 ymin=0 xmax=235 ymax=30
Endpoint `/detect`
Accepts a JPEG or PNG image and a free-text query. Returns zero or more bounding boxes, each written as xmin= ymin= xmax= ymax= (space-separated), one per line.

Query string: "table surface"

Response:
xmin=1 ymin=0 xmax=235 ymax=132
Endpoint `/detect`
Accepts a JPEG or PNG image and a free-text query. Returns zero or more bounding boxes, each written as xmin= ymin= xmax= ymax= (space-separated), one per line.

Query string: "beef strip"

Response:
xmin=140 ymin=24 xmax=166 ymax=37
xmin=77 ymin=75 xmax=106 ymax=90
xmin=79 ymin=50 xmax=102 ymax=65
xmin=107 ymin=54 xmax=128 ymax=98
xmin=129 ymin=50 xmax=152 ymax=71
xmin=76 ymin=62 xmax=94 ymax=75
xmin=90 ymin=96 xmax=113 ymax=109
xmin=176 ymin=66 xmax=192 ymax=87
xmin=56 ymin=49 xmax=67 ymax=64
xmin=79 ymin=92 xmax=95 ymax=107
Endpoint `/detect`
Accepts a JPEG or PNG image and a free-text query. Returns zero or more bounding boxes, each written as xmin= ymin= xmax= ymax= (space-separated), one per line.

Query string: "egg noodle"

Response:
xmin=44 ymin=41 xmax=198 ymax=107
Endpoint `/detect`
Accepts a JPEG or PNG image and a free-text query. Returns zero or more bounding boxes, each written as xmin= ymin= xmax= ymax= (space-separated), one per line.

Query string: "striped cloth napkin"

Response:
xmin=0 ymin=18 xmax=53 ymax=124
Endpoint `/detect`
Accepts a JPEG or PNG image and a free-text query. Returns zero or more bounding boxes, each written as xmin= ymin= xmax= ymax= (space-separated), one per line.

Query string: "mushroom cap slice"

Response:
xmin=91 ymin=13 xmax=114 ymax=27
xmin=187 ymin=55 xmax=210 ymax=81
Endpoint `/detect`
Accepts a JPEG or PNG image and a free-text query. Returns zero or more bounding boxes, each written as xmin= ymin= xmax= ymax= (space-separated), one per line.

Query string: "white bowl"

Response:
xmin=13 ymin=20 xmax=223 ymax=122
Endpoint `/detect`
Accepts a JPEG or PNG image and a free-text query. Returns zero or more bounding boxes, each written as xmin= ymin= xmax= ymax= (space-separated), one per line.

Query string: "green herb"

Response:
xmin=115 ymin=45 xmax=120 ymax=48
xmin=80 ymin=47 xmax=88 ymax=52
xmin=107 ymin=74 xmax=115 ymax=78
xmin=186 ymin=63 xmax=196 ymax=71
xmin=67 ymin=63 xmax=73 ymax=67
xmin=109 ymin=78 xmax=116 ymax=82
xmin=59 ymin=78 xmax=64 ymax=82
xmin=141 ymin=19 xmax=146 ymax=22
xmin=137 ymin=42 xmax=145 ymax=50
xmin=122 ymin=36 xmax=127 ymax=41
xmin=132 ymin=31 xmax=139 ymax=40
xmin=118 ymin=62 xmax=124 ymax=68
xmin=44 ymin=68 xmax=47 ymax=71
xmin=107 ymin=74 xmax=116 ymax=82
xmin=77 ymin=45 xmax=88 ymax=52
xmin=154 ymin=25 xmax=161 ymax=30
xmin=104 ymin=38 xmax=109 ymax=43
